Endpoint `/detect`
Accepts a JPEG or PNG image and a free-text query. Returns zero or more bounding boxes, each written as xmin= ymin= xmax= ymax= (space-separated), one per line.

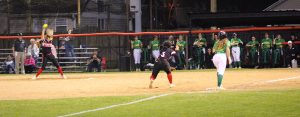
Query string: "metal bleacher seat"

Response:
xmin=0 ymin=48 xmax=98 ymax=73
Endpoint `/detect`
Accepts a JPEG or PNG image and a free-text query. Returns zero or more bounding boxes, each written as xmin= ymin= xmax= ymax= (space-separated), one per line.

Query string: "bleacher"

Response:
xmin=0 ymin=48 xmax=98 ymax=73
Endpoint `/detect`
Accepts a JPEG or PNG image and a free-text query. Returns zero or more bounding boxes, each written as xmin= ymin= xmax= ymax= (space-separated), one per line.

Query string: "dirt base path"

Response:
xmin=0 ymin=69 xmax=299 ymax=100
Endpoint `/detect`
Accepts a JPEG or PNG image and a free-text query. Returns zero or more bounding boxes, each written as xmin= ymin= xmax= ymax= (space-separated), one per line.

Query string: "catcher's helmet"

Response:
xmin=218 ymin=31 xmax=227 ymax=39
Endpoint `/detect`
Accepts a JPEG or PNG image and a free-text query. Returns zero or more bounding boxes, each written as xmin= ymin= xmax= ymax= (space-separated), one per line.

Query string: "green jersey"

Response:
xmin=261 ymin=38 xmax=272 ymax=49
xmin=150 ymin=40 xmax=160 ymax=50
xmin=194 ymin=38 xmax=207 ymax=48
xmin=230 ymin=38 xmax=243 ymax=47
xmin=274 ymin=38 xmax=285 ymax=49
xmin=177 ymin=41 xmax=186 ymax=52
xmin=213 ymin=40 xmax=231 ymax=53
xmin=247 ymin=40 xmax=259 ymax=51
xmin=132 ymin=40 xmax=142 ymax=49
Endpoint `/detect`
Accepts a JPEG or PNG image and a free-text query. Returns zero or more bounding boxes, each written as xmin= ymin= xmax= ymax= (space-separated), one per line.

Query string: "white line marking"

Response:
xmin=58 ymin=75 xmax=300 ymax=117
xmin=264 ymin=76 xmax=300 ymax=83
xmin=57 ymin=93 xmax=172 ymax=117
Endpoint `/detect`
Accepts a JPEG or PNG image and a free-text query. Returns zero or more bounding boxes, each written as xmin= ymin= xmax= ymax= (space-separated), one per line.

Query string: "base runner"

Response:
xmin=32 ymin=24 xmax=66 ymax=80
xmin=212 ymin=31 xmax=232 ymax=90
xmin=149 ymin=42 xmax=177 ymax=88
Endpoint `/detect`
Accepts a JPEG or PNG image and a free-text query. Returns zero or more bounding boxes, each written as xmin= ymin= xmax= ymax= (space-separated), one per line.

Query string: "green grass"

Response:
xmin=1 ymin=89 xmax=300 ymax=117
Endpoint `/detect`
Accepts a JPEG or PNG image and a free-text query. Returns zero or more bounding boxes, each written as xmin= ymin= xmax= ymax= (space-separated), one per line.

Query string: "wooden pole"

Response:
xmin=6 ymin=0 xmax=10 ymax=34
xmin=149 ymin=0 xmax=153 ymax=30
xmin=77 ymin=0 xmax=81 ymax=28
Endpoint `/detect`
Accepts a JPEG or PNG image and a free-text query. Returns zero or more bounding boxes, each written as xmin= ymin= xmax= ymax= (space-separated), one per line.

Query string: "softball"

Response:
xmin=43 ymin=24 xmax=48 ymax=29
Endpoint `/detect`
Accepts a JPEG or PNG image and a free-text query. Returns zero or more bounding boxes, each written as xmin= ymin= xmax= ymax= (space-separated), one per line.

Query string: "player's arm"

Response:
xmin=230 ymin=39 xmax=236 ymax=46
xmin=226 ymin=40 xmax=232 ymax=64
xmin=239 ymin=39 xmax=243 ymax=45
xmin=41 ymin=27 xmax=46 ymax=40
xmin=130 ymin=41 xmax=133 ymax=49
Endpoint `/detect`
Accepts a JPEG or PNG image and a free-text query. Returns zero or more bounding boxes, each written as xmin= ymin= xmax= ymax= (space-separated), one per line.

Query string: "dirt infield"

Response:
xmin=0 ymin=69 xmax=299 ymax=100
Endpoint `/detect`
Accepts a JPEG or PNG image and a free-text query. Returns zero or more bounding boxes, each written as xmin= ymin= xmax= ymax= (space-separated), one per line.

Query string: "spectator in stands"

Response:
xmin=64 ymin=29 xmax=76 ymax=61
xmin=24 ymin=54 xmax=36 ymax=74
xmin=193 ymin=33 xmax=207 ymax=69
xmin=261 ymin=33 xmax=272 ymax=68
xmin=59 ymin=37 xmax=76 ymax=62
xmin=285 ymin=41 xmax=297 ymax=68
xmin=87 ymin=51 xmax=101 ymax=72
xmin=2 ymin=55 xmax=15 ymax=74
xmin=273 ymin=34 xmax=285 ymax=67
xmin=205 ymin=48 xmax=214 ymax=69
xmin=12 ymin=33 xmax=26 ymax=74
xmin=27 ymin=39 xmax=39 ymax=64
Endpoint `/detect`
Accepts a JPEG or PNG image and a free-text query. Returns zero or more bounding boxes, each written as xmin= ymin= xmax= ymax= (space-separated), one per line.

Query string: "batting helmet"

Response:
xmin=218 ymin=31 xmax=227 ymax=39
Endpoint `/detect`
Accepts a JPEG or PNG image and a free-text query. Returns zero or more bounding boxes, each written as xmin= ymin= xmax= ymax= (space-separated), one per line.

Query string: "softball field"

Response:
xmin=0 ymin=68 xmax=299 ymax=117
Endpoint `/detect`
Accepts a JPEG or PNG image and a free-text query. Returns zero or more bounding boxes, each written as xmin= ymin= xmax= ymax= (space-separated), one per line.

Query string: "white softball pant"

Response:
xmin=152 ymin=50 xmax=160 ymax=59
xmin=213 ymin=53 xmax=227 ymax=75
xmin=133 ymin=49 xmax=142 ymax=64
xmin=231 ymin=46 xmax=240 ymax=62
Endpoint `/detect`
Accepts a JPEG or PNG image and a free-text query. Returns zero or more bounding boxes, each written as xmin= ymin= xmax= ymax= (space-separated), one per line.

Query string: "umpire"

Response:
xmin=12 ymin=33 xmax=26 ymax=74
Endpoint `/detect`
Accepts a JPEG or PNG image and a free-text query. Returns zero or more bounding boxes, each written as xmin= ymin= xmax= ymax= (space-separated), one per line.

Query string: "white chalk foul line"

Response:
xmin=264 ymin=76 xmax=300 ymax=83
xmin=57 ymin=93 xmax=172 ymax=117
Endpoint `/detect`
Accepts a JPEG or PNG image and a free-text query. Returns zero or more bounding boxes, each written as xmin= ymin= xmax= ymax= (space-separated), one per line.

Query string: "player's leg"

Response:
xmin=20 ymin=52 xmax=25 ymax=74
xmin=236 ymin=47 xmax=241 ymax=68
xmin=200 ymin=49 xmax=204 ymax=69
xmin=149 ymin=62 xmax=161 ymax=88
xmin=163 ymin=62 xmax=174 ymax=88
xmin=34 ymin=54 xmax=47 ymax=79
xmin=49 ymin=54 xmax=66 ymax=79
xmin=133 ymin=49 xmax=141 ymax=71
xmin=15 ymin=52 xmax=20 ymax=74
xmin=213 ymin=54 xmax=226 ymax=89
xmin=216 ymin=54 xmax=227 ymax=89
xmin=231 ymin=48 xmax=237 ymax=68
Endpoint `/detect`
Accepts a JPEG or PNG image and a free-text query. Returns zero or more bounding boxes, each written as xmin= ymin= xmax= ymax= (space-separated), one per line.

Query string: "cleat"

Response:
xmin=170 ymin=84 xmax=175 ymax=88
xmin=238 ymin=67 xmax=242 ymax=69
xmin=60 ymin=75 xmax=67 ymax=79
xmin=149 ymin=80 xmax=154 ymax=89
xmin=217 ymin=86 xmax=226 ymax=90
xmin=32 ymin=76 xmax=37 ymax=80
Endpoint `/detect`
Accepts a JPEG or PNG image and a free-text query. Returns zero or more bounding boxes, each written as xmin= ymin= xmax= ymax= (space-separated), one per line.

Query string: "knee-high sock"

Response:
xmin=238 ymin=61 xmax=241 ymax=67
xmin=217 ymin=74 xmax=223 ymax=87
xmin=57 ymin=67 xmax=64 ymax=76
xmin=36 ymin=68 xmax=43 ymax=77
xmin=167 ymin=73 xmax=173 ymax=84
xmin=150 ymin=75 xmax=155 ymax=81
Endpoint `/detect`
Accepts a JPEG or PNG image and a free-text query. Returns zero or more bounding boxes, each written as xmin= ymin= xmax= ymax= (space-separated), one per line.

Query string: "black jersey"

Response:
xmin=40 ymin=39 xmax=53 ymax=54
xmin=158 ymin=48 xmax=176 ymax=61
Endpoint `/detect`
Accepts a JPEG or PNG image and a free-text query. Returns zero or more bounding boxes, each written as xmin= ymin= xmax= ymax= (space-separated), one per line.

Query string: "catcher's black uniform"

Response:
xmin=151 ymin=47 xmax=176 ymax=79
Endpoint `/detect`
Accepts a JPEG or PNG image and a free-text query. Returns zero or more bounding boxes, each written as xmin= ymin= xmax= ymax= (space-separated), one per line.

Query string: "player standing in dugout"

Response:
xmin=193 ymin=33 xmax=207 ymax=69
xmin=246 ymin=36 xmax=259 ymax=68
xmin=131 ymin=36 xmax=143 ymax=71
xmin=32 ymin=24 xmax=66 ymax=80
xmin=273 ymin=34 xmax=285 ymax=67
xmin=175 ymin=35 xmax=186 ymax=69
xmin=261 ymin=33 xmax=272 ymax=68
xmin=149 ymin=35 xmax=160 ymax=59
xmin=230 ymin=33 xmax=243 ymax=69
